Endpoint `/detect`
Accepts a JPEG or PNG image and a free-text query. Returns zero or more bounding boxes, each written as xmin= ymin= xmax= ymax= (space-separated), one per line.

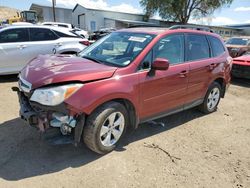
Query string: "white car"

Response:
xmin=0 ymin=25 xmax=88 ymax=75
xmin=42 ymin=22 xmax=89 ymax=39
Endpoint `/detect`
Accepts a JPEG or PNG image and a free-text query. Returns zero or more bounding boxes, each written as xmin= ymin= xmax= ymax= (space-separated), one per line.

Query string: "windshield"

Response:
xmin=78 ymin=32 xmax=155 ymax=67
xmin=226 ymin=38 xmax=250 ymax=45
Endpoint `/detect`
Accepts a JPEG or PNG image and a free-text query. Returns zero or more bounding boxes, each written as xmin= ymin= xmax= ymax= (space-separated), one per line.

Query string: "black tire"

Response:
xmin=83 ymin=102 xmax=128 ymax=154
xmin=199 ymin=82 xmax=222 ymax=114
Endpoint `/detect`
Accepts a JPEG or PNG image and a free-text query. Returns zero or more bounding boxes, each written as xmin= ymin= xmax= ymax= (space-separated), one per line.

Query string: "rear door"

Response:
xmin=185 ymin=34 xmax=216 ymax=106
xmin=0 ymin=28 xmax=30 ymax=74
xmin=138 ymin=34 xmax=189 ymax=120
xmin=28 ymin=28 xmax=59 ymax=56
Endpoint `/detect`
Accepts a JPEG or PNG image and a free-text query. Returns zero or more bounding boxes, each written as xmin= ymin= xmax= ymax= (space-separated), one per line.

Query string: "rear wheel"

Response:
xmin=199 ymin=82 xmax=222 ymax=114
xmin=83 ymin=102 xmax=128 ymax=154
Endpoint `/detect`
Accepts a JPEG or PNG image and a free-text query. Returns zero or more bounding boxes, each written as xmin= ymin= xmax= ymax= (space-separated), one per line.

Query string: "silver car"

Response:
xmin=0 ymin=25 xmax=88 ymax=75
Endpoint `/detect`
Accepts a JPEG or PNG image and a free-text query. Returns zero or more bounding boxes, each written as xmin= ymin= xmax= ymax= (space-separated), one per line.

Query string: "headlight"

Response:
xmin=30 ymin=83 xmax=83 ymax=106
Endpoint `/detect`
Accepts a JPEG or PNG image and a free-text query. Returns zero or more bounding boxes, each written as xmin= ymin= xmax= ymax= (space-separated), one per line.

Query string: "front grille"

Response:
xmin=233 ymin=64 xmax=250 ymax=71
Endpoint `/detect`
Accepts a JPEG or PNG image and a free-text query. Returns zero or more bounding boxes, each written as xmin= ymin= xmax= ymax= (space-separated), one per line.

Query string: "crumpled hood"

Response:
xmin=20 ymin=55 xmax=117 ymax=89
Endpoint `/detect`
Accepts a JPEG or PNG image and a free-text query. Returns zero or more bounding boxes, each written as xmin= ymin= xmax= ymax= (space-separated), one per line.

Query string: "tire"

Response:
xmin=83 ymin=102 xmax=128 ymax=154
xmin=199 ymin=82 xmax=222 ymax=114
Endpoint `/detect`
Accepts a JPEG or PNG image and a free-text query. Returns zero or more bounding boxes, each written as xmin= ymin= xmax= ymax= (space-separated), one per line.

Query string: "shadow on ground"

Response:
xmin=0 ymin=74 xmax=18 ymax=83
xmin=231 ymin=77 xmax=250 ymax=88
xmin=0 ymin=109 xmax=204 ymax=181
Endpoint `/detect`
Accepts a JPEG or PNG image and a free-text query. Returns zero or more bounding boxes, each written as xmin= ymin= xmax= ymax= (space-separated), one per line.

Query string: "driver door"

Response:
xmin=138 ymin=34 xmax=189 ymax=121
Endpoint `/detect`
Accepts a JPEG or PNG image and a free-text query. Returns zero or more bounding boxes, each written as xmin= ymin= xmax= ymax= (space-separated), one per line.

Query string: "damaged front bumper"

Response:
xmin=12 ymin=87 xmax=85 ymax=146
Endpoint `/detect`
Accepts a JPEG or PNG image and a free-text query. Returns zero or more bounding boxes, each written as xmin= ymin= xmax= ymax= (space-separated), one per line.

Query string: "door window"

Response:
xmin=139 ymin=50 xmax=153 ymax=70
xmin=208 ymin=36 xmax=225 ymax=57
xmin=153 ymin=34 xmax=184 ymax=65
xmin=29 ymin=28 xmax=58 ymax=41
xmin=0 ymin=28 xmax=29 ymax=43
xmin=186 ymin=34 xmax=210 ymax=61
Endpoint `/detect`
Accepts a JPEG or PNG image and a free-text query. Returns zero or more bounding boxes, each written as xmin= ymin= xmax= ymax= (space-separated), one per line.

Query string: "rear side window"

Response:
xmin=53 ymin=30 xmax=79 ymax=38
xmin=186 ymin=34 xmax=210 ymax=61
xmin=30 ymin=28 xmax=58 ymax=41
xmin=0 ymin=28 xmax=29 ymax=43
xmin=154 ymin=34 xmax=184 ymax=64
xmin=208 ymin=36 xmax=225 ymax=57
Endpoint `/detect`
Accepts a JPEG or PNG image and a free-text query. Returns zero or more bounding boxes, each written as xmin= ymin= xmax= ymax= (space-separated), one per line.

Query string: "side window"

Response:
xmin=186 ymin=34 xmax=210 ymax=61
xmin=153 ymin=34 xmax=184 ymax=65
xmin=30 ymin=28 xmax=58 ymax=41
xmin=0 ymin=28 xmax=29 ymax=43
xmin=139 ymin=50 xmax=152 ymax=70
xmin=208 ymin=36 xmax=225 ymax=57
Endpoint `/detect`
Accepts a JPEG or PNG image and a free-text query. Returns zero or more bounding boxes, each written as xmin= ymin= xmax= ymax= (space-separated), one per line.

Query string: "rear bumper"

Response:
xmin=12 ymin=87 xmax=85 ymax=145
xmin=232 ymin=64 xmax=250 ymax=79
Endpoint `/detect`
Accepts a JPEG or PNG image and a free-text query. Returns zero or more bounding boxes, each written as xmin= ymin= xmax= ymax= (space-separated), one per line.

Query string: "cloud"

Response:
xmin=48 ymin=0 xmax=141 ymax=14
xmin=234 ymin=7 xmax=250 ymax=12
xmin=211 ymin=17 xmax=237 ymax=25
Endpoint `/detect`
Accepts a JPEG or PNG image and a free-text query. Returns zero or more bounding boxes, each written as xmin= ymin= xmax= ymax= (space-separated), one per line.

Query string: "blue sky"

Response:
xmin=0 ymin=0 xmax=250 ymax=25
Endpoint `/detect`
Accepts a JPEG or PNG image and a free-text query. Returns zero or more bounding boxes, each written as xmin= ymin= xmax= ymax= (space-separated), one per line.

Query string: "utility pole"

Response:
xmin=52 ymin=0 xmax=56 ymax=22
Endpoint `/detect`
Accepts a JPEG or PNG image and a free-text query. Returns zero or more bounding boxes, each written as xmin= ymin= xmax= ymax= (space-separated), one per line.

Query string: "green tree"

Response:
xmin=140 ymin=0 xmax=233 ymax=24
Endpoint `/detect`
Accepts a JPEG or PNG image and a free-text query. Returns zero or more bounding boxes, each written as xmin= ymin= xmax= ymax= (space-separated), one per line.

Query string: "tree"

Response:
xmin=140 ymin=0 xmax=233 ymax=24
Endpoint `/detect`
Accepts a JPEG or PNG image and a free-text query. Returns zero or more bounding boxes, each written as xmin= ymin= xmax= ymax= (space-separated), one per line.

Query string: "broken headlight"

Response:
xmin=30 ymin=83 xmax=83 ymax=106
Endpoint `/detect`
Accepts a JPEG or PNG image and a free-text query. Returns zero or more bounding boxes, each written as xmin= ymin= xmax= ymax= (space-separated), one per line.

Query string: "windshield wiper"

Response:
xmin=82 ymin=56 xmax=104 ymax=64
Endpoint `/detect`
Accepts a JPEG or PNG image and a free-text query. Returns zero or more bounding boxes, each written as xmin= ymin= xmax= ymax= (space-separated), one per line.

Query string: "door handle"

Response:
xmin=179 ymin=70 xmax=189 ymax=78
xmin=18 ymin=45 xmax=26 ymax=49
xmin=208 ymin=63 xmax=217 ymax=70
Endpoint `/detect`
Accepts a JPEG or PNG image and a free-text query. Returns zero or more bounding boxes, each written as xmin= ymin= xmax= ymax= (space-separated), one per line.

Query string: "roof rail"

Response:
xmin=169 ymin=25 xmax=214 ymax=33
xmin=128 ymin=24 xmax=161 ymax=28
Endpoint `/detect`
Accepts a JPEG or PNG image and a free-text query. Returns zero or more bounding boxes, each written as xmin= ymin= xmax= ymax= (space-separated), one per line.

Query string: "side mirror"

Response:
xmin=152 ymin=58 xmax=169 ymax=71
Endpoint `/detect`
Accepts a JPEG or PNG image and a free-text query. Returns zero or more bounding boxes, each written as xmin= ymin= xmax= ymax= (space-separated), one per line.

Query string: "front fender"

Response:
xmin=65 ymin=73 xmax=139 ymax=115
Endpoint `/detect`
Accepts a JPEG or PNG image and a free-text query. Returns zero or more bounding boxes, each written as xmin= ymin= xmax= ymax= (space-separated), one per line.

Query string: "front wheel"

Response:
xmin=199 ymin=82 xmax=222 ymax=114
xmin=83 ymin=102 xmax=128 ymax=154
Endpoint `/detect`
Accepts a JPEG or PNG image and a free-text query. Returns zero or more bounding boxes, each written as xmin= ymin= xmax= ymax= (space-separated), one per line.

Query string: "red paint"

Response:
xmin=20 ymin=28 xmax=231 ymax=121
xmin=233 ymin=55 xmax=250 ymax=66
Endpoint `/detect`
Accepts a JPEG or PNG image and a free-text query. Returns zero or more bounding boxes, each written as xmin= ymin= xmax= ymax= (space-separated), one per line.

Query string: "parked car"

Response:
xmin=13 ymin=26 xmax=232 ymax=154
xmin=89 ymin=28 xmax=116 ymax=41
xmin=71 ymin=28 xmax=89 ymax=39
xmin=42 ymin=22 xmax=89 ymax=39
xmin=225 ymin=36 xmax=250 ymax=57
xmin=232 ymin=54 xmax=250 ymax=79
xmin=42 ymin=22 xmax=74 ymax=28
xmin=0 ymin=25 xmax=88 ymax=75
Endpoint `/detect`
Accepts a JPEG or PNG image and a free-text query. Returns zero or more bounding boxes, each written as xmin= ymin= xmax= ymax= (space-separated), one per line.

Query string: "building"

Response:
xmin=72 ymin=3 xmax=156 ymax=31
xmin=29 ymin=3 xmax=249 ymax=37
xmin=226 ymin=24 xmax=250 ymax=35
xmin=30 ymin=3 xmax=72 ymax=24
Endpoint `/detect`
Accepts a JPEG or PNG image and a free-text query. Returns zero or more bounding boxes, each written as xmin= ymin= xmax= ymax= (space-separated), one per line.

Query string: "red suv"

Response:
xmin=13 ymin=26 xmax=232 ymax=154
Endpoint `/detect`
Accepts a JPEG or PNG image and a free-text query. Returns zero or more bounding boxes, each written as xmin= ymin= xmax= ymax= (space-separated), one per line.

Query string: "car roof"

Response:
xmin=42 ymin=22 xmax=71 ymax=26
xmin=118 ymin=27 xmax=221 ymax=38
xmin=1 ymin=25 xmax=77 ymax=36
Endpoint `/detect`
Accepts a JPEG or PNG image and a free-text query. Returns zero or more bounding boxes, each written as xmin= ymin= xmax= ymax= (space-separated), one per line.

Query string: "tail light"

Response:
xmin=79 ymin=40 xmax=90 ymax=46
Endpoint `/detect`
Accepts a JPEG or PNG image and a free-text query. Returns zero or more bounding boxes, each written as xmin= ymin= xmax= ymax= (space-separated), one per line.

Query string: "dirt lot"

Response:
xmin=0 ymin=75 xmax=250 ymax=188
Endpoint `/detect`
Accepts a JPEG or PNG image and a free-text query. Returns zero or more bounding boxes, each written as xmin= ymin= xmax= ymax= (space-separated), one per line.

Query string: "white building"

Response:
xmin=30 ymin=3 xmax=72 ymax=24
xmin=72 ymin=4 xmax=156 ymax=31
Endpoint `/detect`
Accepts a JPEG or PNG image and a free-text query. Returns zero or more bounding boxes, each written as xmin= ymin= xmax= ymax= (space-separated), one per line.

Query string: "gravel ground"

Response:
xmin=0 ymin=75 xmax=250 ymax=188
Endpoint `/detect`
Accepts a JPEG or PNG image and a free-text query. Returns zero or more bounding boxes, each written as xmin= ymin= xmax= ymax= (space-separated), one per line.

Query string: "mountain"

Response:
xmin=0 ymin=6 xmax=20 ymax=20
